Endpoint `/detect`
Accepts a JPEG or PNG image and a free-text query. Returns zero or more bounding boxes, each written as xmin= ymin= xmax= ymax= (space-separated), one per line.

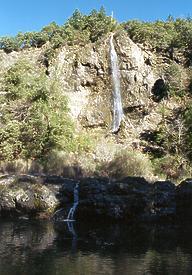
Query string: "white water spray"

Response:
xmin=65 ymin=182 xmax=79 ymax=222
xmin=110 ymin=34 xmax=123 ymax=133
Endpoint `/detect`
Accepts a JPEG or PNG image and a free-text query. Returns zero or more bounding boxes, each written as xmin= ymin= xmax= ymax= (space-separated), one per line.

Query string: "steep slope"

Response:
xmin=0 ymin=30 xmax=191 ymax=180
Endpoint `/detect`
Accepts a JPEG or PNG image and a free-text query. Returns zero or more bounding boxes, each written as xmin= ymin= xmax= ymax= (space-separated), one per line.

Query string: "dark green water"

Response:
xmin=0 ymin=219 xmax=192 ymax=275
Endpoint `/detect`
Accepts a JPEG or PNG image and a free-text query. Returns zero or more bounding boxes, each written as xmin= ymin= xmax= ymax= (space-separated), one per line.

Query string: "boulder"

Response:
xmin=2 ymin=175 xmax=192 ymax=224
xmin=0 ymin=175 xmax=59 ymax=218
xmin=176 ymin=178 xmax=192 ymax=221
xmin=143 ymin=180 xmax=176 ymax=222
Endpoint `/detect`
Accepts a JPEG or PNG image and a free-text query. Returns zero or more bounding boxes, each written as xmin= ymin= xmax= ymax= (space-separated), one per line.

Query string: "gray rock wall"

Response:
xmin=1 ymin=175 xmax=192 ymax=223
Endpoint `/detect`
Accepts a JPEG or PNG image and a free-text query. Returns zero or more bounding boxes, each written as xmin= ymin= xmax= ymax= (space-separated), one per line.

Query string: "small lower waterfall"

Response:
xmin=65 ymin=182 xmax=79 ymax=221
xmin=52 ymin=182 xmax=79 ymax=222
xmin=110 ymin=34 xmax=123 ymax=133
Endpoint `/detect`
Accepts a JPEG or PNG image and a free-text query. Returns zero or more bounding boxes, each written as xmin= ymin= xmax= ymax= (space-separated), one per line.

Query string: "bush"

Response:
xmin=153 ymin=155 xmax=189 ymax=181
xmin=0 ymin=8 xmax=117 ymax=53
xmin=164 ymin=63 xmax=186 ymax=97
xmin=0 ymin=159 xmax=34 ymax=174
xmin=0 ymin=59 xmax=74 ymax=161
xmin=183 ymin=104 xmax=192 ymax=160
xmin=1 ymin=12 xmax=192 ymax=54
xmin=42 ymin=148 xmax=95 ymax=177
xmin=99 ymin=149 xmax=154 ymax=180
xmin=123 ymin=17 xmax=192 ymax=55
xmin=123 ymin=20 xmax=175 ymax=50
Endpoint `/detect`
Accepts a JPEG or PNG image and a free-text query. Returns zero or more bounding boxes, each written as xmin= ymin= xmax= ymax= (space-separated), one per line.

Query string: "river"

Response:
xmin=0 ymin=219 xmax=192 ymax=275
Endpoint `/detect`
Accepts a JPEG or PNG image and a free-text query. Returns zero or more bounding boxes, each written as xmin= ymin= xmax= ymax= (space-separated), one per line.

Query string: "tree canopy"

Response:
xmin=0 ymin=8 xmax=116 ymax=52
xmin=0 ymin=60 xmax=74 ymax=161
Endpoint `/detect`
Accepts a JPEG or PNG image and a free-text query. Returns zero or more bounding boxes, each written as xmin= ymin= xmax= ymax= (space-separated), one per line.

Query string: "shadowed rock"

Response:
xmin=1 ymin=174 xmax=192 ymax=224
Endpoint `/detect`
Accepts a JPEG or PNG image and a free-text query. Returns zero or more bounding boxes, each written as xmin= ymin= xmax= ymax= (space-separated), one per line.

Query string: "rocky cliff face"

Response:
xmin=49 ymin=32 xmax=159 ymax=133
xmin=0 ymin=31 xmax=164 ymax=138
xmin=0 ymin=174 xmax=192 ymax=224
xmin=0 ymin=30 xmax=189 ymax=179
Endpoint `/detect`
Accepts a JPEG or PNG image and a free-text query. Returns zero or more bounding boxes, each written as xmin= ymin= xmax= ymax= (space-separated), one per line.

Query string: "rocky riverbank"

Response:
xmin=1 ymin=174 xmax=192 ymax=223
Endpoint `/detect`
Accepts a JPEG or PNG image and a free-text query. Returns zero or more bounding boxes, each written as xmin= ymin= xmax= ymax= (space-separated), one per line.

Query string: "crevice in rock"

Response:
xmin=145 ymin=58 xmax=152 ymax=66
xmin=152 ymin=79 xmax=168 ymax=102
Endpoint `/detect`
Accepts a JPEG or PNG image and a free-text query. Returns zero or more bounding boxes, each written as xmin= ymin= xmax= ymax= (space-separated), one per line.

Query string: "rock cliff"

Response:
xmin=0 ymin=31 xmax=167 ymax=139
xmin=49 ymin=31 xmax=159 ymax=134
xmin=0 ymin=174 xmax=192 ymax=224
xmin=0 ymin=30 xmax=190 ymax=179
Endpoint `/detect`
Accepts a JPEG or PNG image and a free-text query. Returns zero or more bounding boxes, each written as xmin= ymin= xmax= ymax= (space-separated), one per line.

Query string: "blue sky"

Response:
xmin=0 ymin=0 xmax=192 ymax=36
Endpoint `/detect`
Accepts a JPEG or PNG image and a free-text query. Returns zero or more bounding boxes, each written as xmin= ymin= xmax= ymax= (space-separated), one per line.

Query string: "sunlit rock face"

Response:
xmin=0 ymin=175 xmax=59 ymax=217
xmin=0 ymin=31 xmax=162 ymax=134
xmin=50 ymin=41 xmax=111 ymax=128
xmin=48 ymin=31 xmax=159 ymax=131
xmin=115 ymin=32 xmax=156 ymax=104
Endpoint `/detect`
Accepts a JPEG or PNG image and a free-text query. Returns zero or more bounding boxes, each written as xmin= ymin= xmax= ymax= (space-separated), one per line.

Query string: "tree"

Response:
xmin=0 ymin=36 xmax=20 ymax=53
xmin=0 ymin=60 xmax=74 ymax=161
xmin=87 ymin=7 xmax=116 ymax=42
xmin=67 ymin=9 xmax=86 ymax=30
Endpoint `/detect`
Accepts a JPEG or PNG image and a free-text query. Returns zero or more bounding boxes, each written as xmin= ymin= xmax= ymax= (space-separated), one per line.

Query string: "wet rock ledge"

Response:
xmin=0 ymin=174 xmax=192 ymax=223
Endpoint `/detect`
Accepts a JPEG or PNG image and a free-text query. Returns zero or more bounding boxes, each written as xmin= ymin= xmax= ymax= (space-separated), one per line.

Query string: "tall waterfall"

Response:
xmin=110 ymin=34 xmax=123 ymax=133
xmin=65 ymin=182 xmax=79 ymax=221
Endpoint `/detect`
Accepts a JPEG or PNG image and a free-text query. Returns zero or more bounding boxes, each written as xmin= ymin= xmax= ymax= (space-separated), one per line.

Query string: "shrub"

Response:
xmin=183 ymin=104 xmax=192 ymax=160
xmin=99 ymin=149 xmax=154 ymax=180
xmin=164 ymin=63 xmax=185 ymax=97
xmin=0 ymin=8 xmax=117 ymax=53
xmin=42 ymin=149 xmax=93 ymax=177
xmin=123 ymin=17 xmax=192 ymax=63
xmin=123 ymin=20 xmax=175 ymax=50
xmin=0 ymin=59 xmax=74 ymax=161
xmin=153 ymin=155 xmax=189 ymax=181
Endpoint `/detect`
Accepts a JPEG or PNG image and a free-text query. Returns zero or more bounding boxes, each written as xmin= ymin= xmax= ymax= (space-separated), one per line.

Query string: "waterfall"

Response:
xmin=65 ymin=182 xmax=79 ymax=221
xmin=110 ymin=34 xmax=123 ymax=133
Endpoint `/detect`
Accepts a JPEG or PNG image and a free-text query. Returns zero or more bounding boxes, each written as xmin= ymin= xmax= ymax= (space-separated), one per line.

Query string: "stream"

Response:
xmin=0 ymin=219 xmax=192 ymax=275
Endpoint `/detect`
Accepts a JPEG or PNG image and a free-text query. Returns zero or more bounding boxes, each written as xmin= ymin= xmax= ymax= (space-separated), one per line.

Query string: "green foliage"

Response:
xmin=1 ymin=12 xmax=192 ymax=55
xmin=123 ymin=20 xmax=175 ymax=49
xmin=72 ymin=133 xmax=93 ymax=153
xmin=183 ymin=104 xmax=192 ymax=160
xmin=153 ymin=108 xmax=186 ymax=157
xmin=123 ymin=17 xmax=192 ymax=56
xmin=0 ymin=60 xmax=74 ymax=161
xmin=153 ymin=154 xmax=189 ymax=181
xmin=173 ymin=18 xmax=192 ymax=49
xmin=0 ymin=8 xmax=117 ymax=53
xmin=99 ymin=149 xmax=154 ymax=179
xmin=164 ymin=63 xmax=185 ymax=97
xmin=142 ymin=111 xmax=190 ymax=181
xmin=86 ymin=7 xmax=117 ymax=42
xmin=63 ymin=8 xmax=117 ymax=44
xmin=2 ymin=60 xmax=48 ymax=101
xmin=0 ymin=36 xmax=22 ymax=53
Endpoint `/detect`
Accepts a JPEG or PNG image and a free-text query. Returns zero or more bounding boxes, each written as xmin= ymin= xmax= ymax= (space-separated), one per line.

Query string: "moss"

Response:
xmin=34 ymin=197 xmax=44 ymax=210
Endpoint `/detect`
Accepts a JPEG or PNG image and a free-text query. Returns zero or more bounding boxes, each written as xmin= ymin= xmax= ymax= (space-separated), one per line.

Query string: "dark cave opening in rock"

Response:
xmin=152 ymin=79 xmax=168 ymax=102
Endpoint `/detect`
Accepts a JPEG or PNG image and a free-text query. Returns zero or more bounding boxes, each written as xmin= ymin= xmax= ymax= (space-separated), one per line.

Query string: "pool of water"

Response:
xmin=0 ymin=219 xmax=192 ymax=275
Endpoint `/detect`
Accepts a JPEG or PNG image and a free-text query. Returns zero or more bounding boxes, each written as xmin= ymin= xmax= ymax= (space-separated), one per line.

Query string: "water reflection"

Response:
xmin=67 ymin=221 xmax=77 ymax=253
xmin=0 ymin=220 xmax=192 ymax=274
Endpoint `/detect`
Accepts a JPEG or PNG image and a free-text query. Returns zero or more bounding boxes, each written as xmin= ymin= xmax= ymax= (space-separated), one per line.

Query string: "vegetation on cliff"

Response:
xmin=0 ymin=8 xmax=116 ymax=53
xmin=1 ymin=9 xmax=192 ymax=181
xmin=0 ymin=60 xmax=93 ymax=164
xmin=0 ymin=60 xmax=75 ymax=161
xmin=1 ymin=10 xmax=192 ymax=59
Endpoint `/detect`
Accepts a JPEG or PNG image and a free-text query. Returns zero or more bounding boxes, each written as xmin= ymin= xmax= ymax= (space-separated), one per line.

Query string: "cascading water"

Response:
xmin=65 ymin=182 xmax=79 ymax=221
xmin=110 ymin=34 xmax=124 ymax=133
xmin=52 ymin=182 xmax=79 ymax=222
